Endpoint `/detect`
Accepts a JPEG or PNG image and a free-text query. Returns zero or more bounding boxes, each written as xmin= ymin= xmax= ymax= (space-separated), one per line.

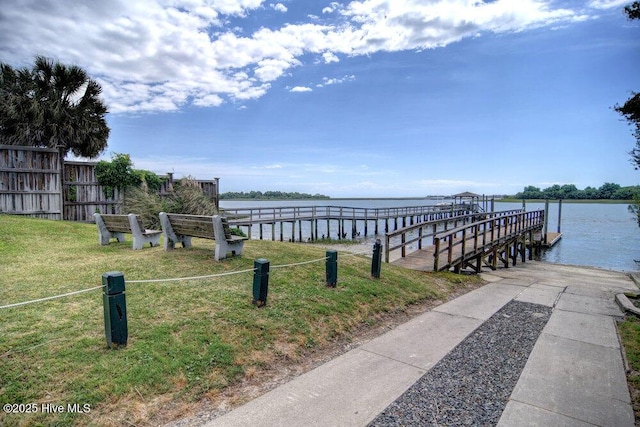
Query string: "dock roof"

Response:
xmin=452 ymin=191 xmax=481 ymax=198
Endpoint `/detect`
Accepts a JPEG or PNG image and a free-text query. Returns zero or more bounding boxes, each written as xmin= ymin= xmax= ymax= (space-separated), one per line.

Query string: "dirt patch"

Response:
xmin=158 ymin=279 xmax=486 ymax=427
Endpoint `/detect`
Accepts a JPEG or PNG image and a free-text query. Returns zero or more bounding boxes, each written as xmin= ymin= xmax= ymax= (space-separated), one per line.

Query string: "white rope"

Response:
xmin=0 ymin=268 xmax=257 ymax=309
xmin=127 ymin=268 xmax=257 ymax=284
xmin=0 ymin=285 xmax=105 ymax=310
xmin=1 ymin=249 xmax=373 ymax=310
xmin=271 ymin=257 xmax=329 ymax=269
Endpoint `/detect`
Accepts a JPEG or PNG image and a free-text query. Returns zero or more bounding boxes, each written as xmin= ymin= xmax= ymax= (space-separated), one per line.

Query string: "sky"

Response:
xmin=1 ymin=0 xmax=639 ymax=198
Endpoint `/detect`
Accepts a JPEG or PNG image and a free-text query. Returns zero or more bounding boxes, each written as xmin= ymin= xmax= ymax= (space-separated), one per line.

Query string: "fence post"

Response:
xmin=326 ymin=250 xmax=338 ymax=287
xmin=371 ymin=239 xmax=382 ymax=279
xmin=102 ymin=271 xmax=128 ymax=348
xmin=252 ymin=259 xmax=270 ymax=307
xmin=58 ymin=146 xmax=65 ymax=220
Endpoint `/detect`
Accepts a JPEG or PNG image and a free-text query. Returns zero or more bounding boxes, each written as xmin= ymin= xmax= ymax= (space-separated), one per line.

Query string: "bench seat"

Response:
xmin=159 ymin=212 xmax=248 ymax=260
xmin=94 ymin=213 xmax=162 ymax=250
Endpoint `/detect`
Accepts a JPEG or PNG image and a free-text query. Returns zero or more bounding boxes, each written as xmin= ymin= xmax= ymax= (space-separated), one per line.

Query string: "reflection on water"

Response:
xmin=220 ymin=199 xmax=640 ymax=272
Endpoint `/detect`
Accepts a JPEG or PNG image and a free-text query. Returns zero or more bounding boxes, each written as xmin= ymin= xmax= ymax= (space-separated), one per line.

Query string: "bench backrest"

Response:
xmin=166 ymin=214 xmax=215 ymax=239
xmin=220 ymin=217 xmax=233 ymax=240
xmin=99 ymin=214 xmax=133 ymax=233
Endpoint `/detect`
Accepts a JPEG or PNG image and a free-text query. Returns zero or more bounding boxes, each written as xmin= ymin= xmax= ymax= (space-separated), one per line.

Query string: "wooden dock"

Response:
xmin=543 ymin=231 xmax=562 ymax=248
xmin=223 ymin=204 xmax=478 ymax=242
xmin=390 ymin=210 xmax=546 ymax=273
xmin=222 ymin=202 xmax=559 ymax=274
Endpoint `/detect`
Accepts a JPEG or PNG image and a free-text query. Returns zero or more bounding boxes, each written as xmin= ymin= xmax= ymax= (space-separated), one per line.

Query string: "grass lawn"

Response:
xmin=618 ymin=314 xmax=640 ymax=422
xmin=0 ymin=215 xmax=483 ymax=426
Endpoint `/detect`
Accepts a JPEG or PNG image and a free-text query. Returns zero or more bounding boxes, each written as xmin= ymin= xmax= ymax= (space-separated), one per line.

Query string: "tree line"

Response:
xmin=512 ymin=183 xmax=640 ymax=200
xmin=220 ymin=191 xmax=330 ymax=200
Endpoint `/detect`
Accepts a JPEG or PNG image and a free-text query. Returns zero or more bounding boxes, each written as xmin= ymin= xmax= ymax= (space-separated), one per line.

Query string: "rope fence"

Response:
xmin=0 ymin=243 xmax=379 ymax=312
xmin=0 ymin=285 xmax=105 ymax=310
xmin=270 ymin=256 xmax=330 ymax=269
xmin=127 ymin=267 xmax=257 ymax=284
xmin=2 ymin=239 xmax=385 ymax=349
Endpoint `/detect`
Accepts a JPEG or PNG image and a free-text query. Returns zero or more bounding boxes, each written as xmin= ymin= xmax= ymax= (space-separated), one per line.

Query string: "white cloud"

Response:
xmin=270 ymin=3 xmax=287 ymax=13
xmin=254 ymin=58 xmax=301 ymax=82
xmin=128 ymin=155 xmax=242 ymax=179
xmin=588 ymin=0 xmax=629 ymax=10
xmin=408 ymin=178 xmax=518 ymax=196
xmin=322 ymin=2 xmax=342 ymax=14
xmin=117 ymin=154 xmax=526 ymax=197
xmin=332 ymin=0 xmax=586 ymax=55
xmin=319 ymin=75 xmax=356 ymax=86
xmin=0 ymin=0 xmax=590 ymax=114
xmin=290 ymin=86 xmax=313 ymax=92
xmin=193 ymin=94 xmax=225 ymax=107
xmin=322 ymin=52 xmax=340 ymax=63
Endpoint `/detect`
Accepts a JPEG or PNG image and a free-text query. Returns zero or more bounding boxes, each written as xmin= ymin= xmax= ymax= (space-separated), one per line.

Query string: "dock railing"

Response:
xmin=222 ymin=204 xmax=476 ymax=224
xmin=384 ymin=209 xmax=525 ymax=263
xmin=220 ymin=203 xmax=482 ymax=242
xmin=433 ymin=209 xmax=545 ymax=272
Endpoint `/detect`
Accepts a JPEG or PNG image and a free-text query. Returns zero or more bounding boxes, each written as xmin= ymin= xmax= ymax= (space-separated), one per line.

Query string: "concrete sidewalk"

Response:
xmin=203 ymin=261 xmax=639 ymax=427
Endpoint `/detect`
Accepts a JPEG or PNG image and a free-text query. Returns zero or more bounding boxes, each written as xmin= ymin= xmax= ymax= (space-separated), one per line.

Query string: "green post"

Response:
xmin=252 ymin=259 xmax=270 ymax=307
xmin=102 ymin=271 xmax=128 ymax=348
xmin=326 ymin=250 xmax=338 ymax=287
xmin=371 ymin=239 xmax=382 ymax=279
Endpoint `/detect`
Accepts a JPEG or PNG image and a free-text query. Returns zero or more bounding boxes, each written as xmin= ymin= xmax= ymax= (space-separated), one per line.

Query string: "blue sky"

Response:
xmin=1 ymin=0 xmax=639 ymax=197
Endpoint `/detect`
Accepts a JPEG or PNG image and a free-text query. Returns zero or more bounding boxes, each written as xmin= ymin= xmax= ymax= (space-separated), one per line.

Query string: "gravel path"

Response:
xmin=368 ymin=300 xmax=552 ymax=426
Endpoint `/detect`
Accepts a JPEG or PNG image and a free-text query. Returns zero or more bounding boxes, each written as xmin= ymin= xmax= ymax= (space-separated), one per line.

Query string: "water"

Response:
xmin=498 ymin=201 xmax=640 ymax=272
xmin=220 ymin=199 xmax=640 ymax=272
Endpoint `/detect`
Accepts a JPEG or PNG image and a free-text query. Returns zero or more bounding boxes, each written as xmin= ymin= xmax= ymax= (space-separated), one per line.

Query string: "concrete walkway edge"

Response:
xmin=201 ymin=262 xmax=639 ymax=427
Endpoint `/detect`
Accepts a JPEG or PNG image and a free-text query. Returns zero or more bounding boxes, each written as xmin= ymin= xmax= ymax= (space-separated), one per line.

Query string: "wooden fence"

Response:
xmin=0 ymin=145 xmax=63 ymax=220
xmin=63 ymin=160 xmax=124 ymax=221
xmin=1 ymin=145 xmax=219 ymax=222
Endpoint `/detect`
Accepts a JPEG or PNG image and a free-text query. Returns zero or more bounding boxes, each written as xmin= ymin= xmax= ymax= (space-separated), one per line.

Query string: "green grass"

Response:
xmin=0 ymin=214 xmax=482 ymax=426
xmin=618 ymin=315 xmax=640 ymax=421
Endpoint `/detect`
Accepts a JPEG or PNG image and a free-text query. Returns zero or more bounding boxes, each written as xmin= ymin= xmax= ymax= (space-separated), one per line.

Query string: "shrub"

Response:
xmin=163 ymin=177 xmax=218 ymax=216
xmin=96 ymin=153 xmax=165 ymax=198
xmin=123 ymin=177 xmax=218 ymax=229
xmin=122 ymin=183 xmax=164 ymax=229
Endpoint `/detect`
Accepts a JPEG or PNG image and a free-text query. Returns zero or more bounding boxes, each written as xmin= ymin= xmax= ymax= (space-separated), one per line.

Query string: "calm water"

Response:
xmin=498 ymin=201 xmax=640 ymax=272
xmin=220 ymin=199 xmax=640 ymax=272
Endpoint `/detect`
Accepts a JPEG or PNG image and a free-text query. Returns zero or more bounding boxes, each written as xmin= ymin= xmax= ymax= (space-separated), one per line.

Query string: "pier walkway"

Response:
xmin=222 ymin=203 xmax=553 ymax=273
xmin=224 ymin=204 xmax=477 ymax=242
xmin=390 ymin=210 xmax=546 ymax=273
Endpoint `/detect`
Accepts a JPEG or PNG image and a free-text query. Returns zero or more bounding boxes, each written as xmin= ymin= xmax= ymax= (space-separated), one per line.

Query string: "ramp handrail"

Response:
xmin=384 ymin=209 xmax=525 ymax=263
xmin=433 ymin=210 xmax=545 ymax=272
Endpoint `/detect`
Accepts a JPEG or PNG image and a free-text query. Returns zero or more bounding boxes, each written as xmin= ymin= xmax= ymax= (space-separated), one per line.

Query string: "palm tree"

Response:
xmin=0 ymin=56 xmax=110 ymax=158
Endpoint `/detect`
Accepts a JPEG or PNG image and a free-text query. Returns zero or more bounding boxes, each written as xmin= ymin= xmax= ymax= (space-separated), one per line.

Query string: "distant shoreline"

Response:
xmin=220 ymin=197 xmax=635 ymax=203
xmin=219 ymin=197 xmax=448 ymax=201
xmin=497 ymin=198 xmax=636 ymax=204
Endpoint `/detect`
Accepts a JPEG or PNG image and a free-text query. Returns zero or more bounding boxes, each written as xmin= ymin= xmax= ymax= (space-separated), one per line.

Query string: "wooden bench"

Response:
xmin=94 ymin=213 xmax=162 ymax=250
xmin=159 ymin=212 xmax=248 ymax=261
